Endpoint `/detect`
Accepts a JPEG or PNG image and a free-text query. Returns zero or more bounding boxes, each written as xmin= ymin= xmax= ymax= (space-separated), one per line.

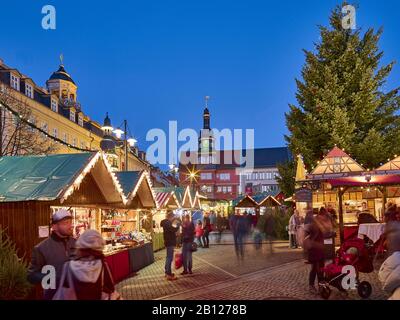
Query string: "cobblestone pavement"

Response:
xmin=116 ymin=232 xmax=388 ymax=300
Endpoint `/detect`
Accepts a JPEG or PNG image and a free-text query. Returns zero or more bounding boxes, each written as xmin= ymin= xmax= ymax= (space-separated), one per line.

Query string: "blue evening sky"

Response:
xmin=1 ymin=0 xmax=399 ymax=165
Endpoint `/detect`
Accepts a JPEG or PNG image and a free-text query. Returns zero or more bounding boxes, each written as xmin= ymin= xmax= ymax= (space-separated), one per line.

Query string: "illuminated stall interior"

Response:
xmin=0 ymin=152 xmax=126 ymax=260
xmin=297 ymin=146 xmax=400 ymax=242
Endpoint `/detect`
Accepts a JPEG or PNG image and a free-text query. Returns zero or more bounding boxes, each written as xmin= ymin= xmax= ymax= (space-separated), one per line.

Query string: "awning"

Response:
xmin=114 ymin=171 xmax=157 ymax=208
xmin=329 ymin=174 xmax=400 ymax=187
xmin=0 ymin=152 xmax=126 ymax=204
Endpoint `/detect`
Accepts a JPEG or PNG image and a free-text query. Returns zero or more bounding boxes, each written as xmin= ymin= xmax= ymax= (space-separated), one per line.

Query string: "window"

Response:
xmin=200 ymin=172 xmax=212 ymax=180
xmin=204 ymin=186 xmax=213 ymax=193
xmin=70 ymin=110 xmax=75 ymax=122
xmin=42 ymin=122 xmax=48 ymax=133
xmin=72 ymin=138 xmax=77 ymax=147
xmin=62 ymin=133 xmax=68 ymax=143
xmin=52 ymin=128 xmax=58 ymax=138
xmin=25 ymin=83 xmax=33 ymax=98
xmin=51 ymin=99 xmax=58 ymax=113
xmin=27 ymin=117 xmax=36 ymax=132
xmin=262 ymin=185 xmax=270 ymax=192
xmin=10 ymin=74 xmax=20 ymax=90
xmin=219 ymin=173 xmax=230 ymax=181
xmin=78 ymin=115 xmax=84 ymax=127
xmin=80 ymin=141 xmax=86 ymax=149
xmin=218 ymin=186 xmax=232 ymax=193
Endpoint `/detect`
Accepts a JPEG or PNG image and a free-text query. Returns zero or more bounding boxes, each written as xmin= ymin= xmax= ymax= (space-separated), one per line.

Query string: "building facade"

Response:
xmin=0 ymin=58 xmax=148 ymax=171
xmin=179 ymin=101 xmax=291 ymax=201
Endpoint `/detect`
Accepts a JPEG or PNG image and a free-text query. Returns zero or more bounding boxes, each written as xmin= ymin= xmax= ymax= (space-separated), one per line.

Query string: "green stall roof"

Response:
xmin=114 ymin=171 xmax=143 ymax=198
xmin=0 ymin=153 xmax=96 ymax=202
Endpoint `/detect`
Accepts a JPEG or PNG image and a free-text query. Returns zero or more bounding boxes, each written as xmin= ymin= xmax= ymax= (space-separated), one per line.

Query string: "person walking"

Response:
xmin=379 ymin=222 xmax=400 ymax=300
xmin=202 ymin=212 xmax=212 ymax=248
xmin=304 ymin=215 xmax=325 ymax=294
xmin=161 ymin=211 xmax=180 ymax=280
xmin=264 ymin=212 xmax=275 ymax=254
xmin=195 ymin=220 xmax=204 ymax=247
xmin=288 ymin=210 xmax=301 ymax=249
xmin=28 ymin=209 xmax=76 ymax=300
xmin=53 ymin=229 xmax=118 ymax=300
xmin=181 ymin=215 xmax=195 ymax=275
xmin=216 ymin=214 xmax=225 ymax=243
xmin=234 ymin=214 xmax=248 ymax=259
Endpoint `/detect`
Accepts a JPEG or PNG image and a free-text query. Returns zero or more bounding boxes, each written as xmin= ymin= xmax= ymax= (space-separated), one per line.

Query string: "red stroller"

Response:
xmin=318 ymin=237 xmax=374 ymax=299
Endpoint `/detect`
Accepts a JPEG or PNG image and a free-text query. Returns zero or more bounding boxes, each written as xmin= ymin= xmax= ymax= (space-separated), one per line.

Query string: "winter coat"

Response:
xmin=28 ymin=232 xmax=76 ymax=300
xmin=203 ymin=217 xmax=212 ymax=233
xmin=379 ymin=251 xmax=400 ymax=300
xmin=304 ymin=221 xmax=324 ymax=262
xmin=195 ymin=225 xmax=204 ymax=237
xmin=288 ymin=214 xmax=300 ymax=235
xmin=236 ymin=216 xmax=249 ymax=234
xmin=161 ymin=219 xmax=179 ymax=247
xmin=264 ymin=214 xmax=275 ymax=237
xmin=229 ymin=215 xmax=239 ymax=233
xmin=182 ymin=222 xmax=195 ymax=243
xmin=64 ymin=258 xmax=115 ymax=300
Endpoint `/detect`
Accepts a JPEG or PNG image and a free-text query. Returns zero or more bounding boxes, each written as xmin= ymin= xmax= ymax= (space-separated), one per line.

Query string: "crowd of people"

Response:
xmin=29 ymin=204 xmax=400 ymax=299
xmin=27 ymin=209 xmax=120 ymax=300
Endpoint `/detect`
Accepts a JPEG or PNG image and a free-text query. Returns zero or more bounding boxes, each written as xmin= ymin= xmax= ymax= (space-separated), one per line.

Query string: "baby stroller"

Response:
xmin=318 ymin=237 xmax=374 ymax=299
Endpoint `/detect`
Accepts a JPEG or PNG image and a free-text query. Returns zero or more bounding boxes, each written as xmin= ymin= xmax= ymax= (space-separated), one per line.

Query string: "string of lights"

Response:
xmin=0 ymin=100 xmax=96 ymax=152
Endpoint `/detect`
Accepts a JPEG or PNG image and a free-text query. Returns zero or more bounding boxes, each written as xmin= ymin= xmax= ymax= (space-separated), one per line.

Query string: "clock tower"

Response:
xmin=198 ymin=96 xmax=215 ymax=164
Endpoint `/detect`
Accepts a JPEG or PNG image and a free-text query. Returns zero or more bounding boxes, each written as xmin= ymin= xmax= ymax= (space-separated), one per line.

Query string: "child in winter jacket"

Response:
xmin=195 ymin=220 xmax=204 ymax=247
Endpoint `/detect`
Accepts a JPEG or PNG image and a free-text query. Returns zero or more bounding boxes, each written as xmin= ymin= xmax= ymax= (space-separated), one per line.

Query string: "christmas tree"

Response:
xmin=285 ymin=3 xmax=400 ymax=172
xmin=0 ymin=228 xmax=32 ymax=299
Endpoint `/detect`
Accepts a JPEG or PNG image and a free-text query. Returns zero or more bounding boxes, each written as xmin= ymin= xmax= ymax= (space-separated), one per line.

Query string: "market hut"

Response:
xmin=110 ymin=170 xmax=158 ymax=278
xmin=232 ymin=195 xmax=259 ymax=215
xmin=189 ymin=188 xmax=202 ymax=210
xmin=258 ymin=195 xmax=281 ymax=213
xmin=152 ymin=187 xmax=182 ymax=251
xmin=0 ymin=152 xmax=126 ymax=260
xmin=299 ymin=146 xmax=368 ymax=242
xmin=174 ymin=186 xmax=193 ymax=210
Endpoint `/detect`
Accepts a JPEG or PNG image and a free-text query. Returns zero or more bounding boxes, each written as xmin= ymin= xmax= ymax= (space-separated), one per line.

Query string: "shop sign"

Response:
xmin=295 ymin=188 xmax=312 ymax=202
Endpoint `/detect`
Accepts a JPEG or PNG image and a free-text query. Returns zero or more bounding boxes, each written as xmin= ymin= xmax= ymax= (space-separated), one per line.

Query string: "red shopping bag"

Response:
xmin=174 ymin=252 xmax=183 ymax=269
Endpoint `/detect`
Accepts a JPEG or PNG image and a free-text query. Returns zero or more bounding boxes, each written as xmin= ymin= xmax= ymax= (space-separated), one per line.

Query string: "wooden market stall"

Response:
xmin=297 ymin=146 xmax=400 ymax=243
xmin=0 ymin=152 xmax=126 ymax=261
xmin=232 ymin=195 xmax=259 ymax=215
xmin=153 ymin=187 xmax=181 ymax=251
xmin=110 ymin=170 xmax=158 ymax=279
xmin=257 ymin=195 xmax=281 ymax=215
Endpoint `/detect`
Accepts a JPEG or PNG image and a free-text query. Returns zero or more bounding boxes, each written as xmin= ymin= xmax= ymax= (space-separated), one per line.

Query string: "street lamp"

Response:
xmin=127 ymin=137 xmax=137 ymax=147
xmin=113 ymin=128 xmax=124 ymax=139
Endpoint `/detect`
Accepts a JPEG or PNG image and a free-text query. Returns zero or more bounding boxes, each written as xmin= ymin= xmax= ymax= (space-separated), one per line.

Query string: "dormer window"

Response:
xmin=78 ymin=114 xmax=83 ymax=127
xmin=70 ymin=109 xmax=75 ymax=122
xmin=10 ymin=74 xmax=20 ymax=91
xmin=25 ymin=83 xmax=33 ymax=98
xmin=51 ymin=99 xmax=58 ymax=112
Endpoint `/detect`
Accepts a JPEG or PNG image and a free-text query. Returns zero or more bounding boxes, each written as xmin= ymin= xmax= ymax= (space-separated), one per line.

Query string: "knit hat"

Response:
xmin=51 ymin=209 xmax=72 ymax=224
xmin=75 ymin=229 xmax=105 ymax=252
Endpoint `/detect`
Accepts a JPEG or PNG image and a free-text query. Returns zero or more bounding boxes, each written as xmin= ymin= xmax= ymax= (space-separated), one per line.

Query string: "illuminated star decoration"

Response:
xmin=184 ymin=166 xmax=200 ymax=184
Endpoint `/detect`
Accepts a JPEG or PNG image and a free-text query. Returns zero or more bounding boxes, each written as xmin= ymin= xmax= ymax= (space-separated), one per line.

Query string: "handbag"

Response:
xmin=190 ymin=242 xmax=198 ymax=252
xmin=52 ymin=262 xmax=77 ymax=300
xmin=174 ymin=252 xmax=183 ymax=269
